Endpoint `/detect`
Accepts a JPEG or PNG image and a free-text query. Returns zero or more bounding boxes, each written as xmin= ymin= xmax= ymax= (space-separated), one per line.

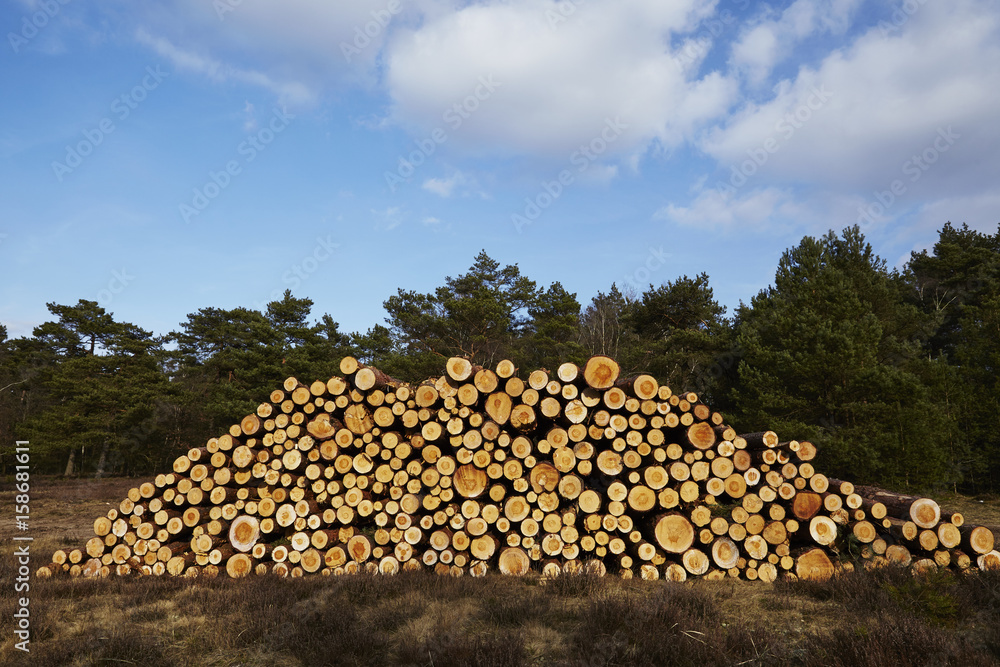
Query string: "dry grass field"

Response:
xmin=1 ymin=477 xmax=998 ymax=667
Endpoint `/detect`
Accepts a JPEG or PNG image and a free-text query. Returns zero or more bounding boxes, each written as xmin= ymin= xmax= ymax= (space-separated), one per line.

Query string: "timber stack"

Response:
xmin=40 ymin=355 xmax=999 ymax=582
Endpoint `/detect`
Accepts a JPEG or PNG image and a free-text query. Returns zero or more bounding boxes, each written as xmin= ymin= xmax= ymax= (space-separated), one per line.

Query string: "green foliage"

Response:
xmin=13 ymin=301 xmax=177 ymax=475
xmin=730 ymin=226 xmax=957 ymax=488
xmin=884 ymin=571 xmax=960 ymax=627
xmin=908 ymin=223 xmax=1000 ymax=490
xmin=380 ymin=251 xmax=588 ymax=377
xmin=169 ymin=291 xmax=352 ymax=435
xmin=622 ymin=273 xmax=734 ymax=404
xmin=383 ymin=251 xmax=540 ymax=370
xmin=518 ymin=281 xmax=587 ymax=371
xmin=2 ymin=231 xmax=999 ymax=490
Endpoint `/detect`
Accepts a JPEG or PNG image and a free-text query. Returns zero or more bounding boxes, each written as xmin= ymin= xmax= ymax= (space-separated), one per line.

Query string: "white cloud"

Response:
xmin=703 ymin=0 xmax=1000 ymax=199
xmin=383 ymin=0 xmax=736 ymax=158
xmin=655 ymin=186 xmax=810 ymax=230
xmin=422 ymin=172 xmax=467 ymax=198
xmin=119 ymin=0 xmax=1000 ymax=207
xmin=730 ymin=0 xmax=861 ymax=85
xmin=135 ymin=29 xmax=315 ymax=105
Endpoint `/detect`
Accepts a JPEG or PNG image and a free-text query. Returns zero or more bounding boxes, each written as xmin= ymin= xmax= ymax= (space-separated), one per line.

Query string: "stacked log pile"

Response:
xmin=40 ymin=355 xmax=999 ymax=582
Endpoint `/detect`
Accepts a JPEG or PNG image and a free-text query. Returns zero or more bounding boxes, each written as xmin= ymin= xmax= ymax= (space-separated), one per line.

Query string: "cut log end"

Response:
xmin=226 ymin=553 xmax=254 ymax=579
xmin=796 ymin=548 xmax=834 ymax=581
xmin=909 ymin=497 xmax=941 ymax=530
xmin=453 ymin=464 xmax=489 ymax=499
xmin=655 ymin=514 xmax=695 ymax=554
xmin=229 ymin=515 xmax=260 ymax=553
xmin=583 ymin=355 xmax=620 ymax=390
xmin=446 ymin=357 xmax=475 ymax=382
xmin=687 ymin=422 xmax=716 ymax=450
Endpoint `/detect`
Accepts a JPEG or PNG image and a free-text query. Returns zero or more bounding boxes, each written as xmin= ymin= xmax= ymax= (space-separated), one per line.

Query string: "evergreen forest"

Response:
xmin=2 ymin=223 xmax=998 ymax=494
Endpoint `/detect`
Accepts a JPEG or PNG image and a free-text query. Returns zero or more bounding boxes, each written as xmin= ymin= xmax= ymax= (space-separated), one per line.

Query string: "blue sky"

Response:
xmin=2 ymin=0 xmax=998 ymax=340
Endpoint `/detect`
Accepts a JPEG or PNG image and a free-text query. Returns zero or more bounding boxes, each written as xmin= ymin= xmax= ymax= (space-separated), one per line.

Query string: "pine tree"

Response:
xmin=731 ymin=226 xmax=954 ymax=488
xmin=170 ymin=295 xmax=353 ymax=440
xmin=16 ymin=301 xmax=174 ymax=475
xmin=908 ymin=222 xmax=1000 ymax=490
xmin=382 ymin=251 xmax=539 ymax=369
xmin=623 ymin=273 xmax=733 ymax=403
xmin=519 ymin=281 xmax=586 ymax=371
xmin=170 ymin=305 xmax=285 ymax=434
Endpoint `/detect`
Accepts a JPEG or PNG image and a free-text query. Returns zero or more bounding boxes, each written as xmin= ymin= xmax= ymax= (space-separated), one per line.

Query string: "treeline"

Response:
xmin=1 ymin=223 xmax=998 ymax=493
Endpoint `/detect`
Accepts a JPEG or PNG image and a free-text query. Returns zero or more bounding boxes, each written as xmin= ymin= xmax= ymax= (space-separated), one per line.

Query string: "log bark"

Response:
xmin=852 ymin=486 xmax=941 ymax=529
xmin=355 ymin=366 xmax=399 ymax=391
xmin=741 ymin=431 xmax=779 ymax=449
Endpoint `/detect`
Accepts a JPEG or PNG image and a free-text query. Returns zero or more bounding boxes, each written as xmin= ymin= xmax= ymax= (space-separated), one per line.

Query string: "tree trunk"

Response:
xmin=94 ymin=440 xmax=110 ymax=479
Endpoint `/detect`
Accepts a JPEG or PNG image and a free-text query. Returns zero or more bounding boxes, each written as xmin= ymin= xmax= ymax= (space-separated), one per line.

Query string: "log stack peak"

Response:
xmin=41 ymin=355 xmax=999 ymax=581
